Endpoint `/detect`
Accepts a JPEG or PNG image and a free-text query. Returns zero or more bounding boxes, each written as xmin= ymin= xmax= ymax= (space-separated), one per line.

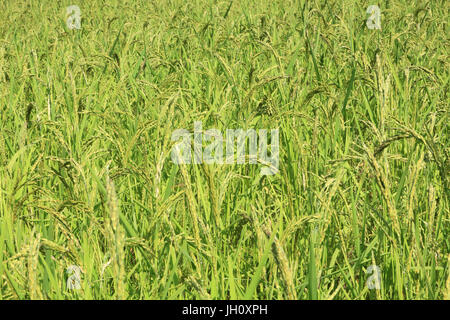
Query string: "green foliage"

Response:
xmin=0 ymin=0 xmax=448 ymax=299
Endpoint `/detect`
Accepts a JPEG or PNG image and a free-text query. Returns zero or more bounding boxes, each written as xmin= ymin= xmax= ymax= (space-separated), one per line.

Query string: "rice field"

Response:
xmin=0 ymin=0 xmax=448 ymax=300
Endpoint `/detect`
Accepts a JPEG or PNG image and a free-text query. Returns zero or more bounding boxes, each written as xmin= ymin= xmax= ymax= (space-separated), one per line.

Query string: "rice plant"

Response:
xmin=0 ymin=0 xmax=448 ymax=300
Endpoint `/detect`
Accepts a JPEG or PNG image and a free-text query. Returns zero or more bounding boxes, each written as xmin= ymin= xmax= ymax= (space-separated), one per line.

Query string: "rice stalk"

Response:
xmin=27 ymin=232 xmax=42 ymax=300
xmin=262 ymin=223 xmax=297 ymax=300
xmin=105 ymin=172 xmax=127 ymax=300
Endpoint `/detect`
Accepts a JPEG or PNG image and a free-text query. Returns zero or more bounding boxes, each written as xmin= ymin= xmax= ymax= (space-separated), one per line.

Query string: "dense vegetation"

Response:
xmin=0 ymin=0 xmax=448 ymax=299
